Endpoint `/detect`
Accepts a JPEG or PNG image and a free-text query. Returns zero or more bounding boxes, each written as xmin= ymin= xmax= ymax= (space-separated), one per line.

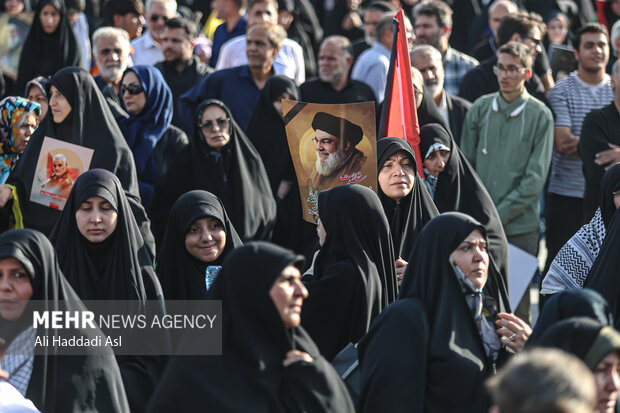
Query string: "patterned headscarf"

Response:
xmin=0 ymin=96 xmax=40 ymax=183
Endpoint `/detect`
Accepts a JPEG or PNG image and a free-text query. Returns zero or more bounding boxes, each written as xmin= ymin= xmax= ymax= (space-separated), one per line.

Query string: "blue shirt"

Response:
xmin=210 ymin=16 xmax=247 ymax=68
xmin=178 ymin=65 xmax=262 ymax=132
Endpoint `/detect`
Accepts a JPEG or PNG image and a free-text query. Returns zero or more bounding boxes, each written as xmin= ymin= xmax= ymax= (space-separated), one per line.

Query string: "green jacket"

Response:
xmin=460 ymin=90 xmax=553 ymax=236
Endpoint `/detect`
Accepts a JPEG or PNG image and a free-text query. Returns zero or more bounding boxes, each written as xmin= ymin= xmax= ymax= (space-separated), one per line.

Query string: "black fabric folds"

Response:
xmin=358 ymin=212 xmax=510 ymax=413
xmin=16 ymin=0 xmax=82 ymax=93
xmin=422 ymin=123 xmax=510 ymax=287
xmin=151 ymin=99 xmax=276 ymax=244
xmin=0 ymin=229 xmax=129 ymax=412
xmin=301 ymin=185 xmax=397 ymax=361
xmin=156 ymin=190 xmax=242 ymax=301
xmin=147 ymin=242 xmax=355 ymax=413
xmin=7 ymin=67 xmax=155 ymax=258
xmin=600 ymin=163 xmax=620 ymax=228
xmin=377 ymin=137 xmax=438 ymax=258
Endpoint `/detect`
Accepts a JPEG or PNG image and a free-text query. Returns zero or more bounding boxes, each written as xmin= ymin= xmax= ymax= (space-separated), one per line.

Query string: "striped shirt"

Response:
xmin=548 ymin=72 xmax=614 ymax=198
xmin=443 ymin=47 xmax=479 ymax=96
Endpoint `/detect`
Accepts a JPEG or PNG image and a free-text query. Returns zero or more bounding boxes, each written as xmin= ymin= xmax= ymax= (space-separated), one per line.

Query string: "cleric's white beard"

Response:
xmin=315 ymin=149 xmax=348 ymax=176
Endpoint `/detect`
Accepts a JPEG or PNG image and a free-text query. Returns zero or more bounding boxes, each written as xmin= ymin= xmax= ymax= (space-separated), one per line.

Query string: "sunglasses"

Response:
xmin=149 ymin=13 xmax=169 ymax=22
xmin=200 ymin=118 xmax=230 ymax=131
xmin=121 ymin=83 xmax=144 ymax=95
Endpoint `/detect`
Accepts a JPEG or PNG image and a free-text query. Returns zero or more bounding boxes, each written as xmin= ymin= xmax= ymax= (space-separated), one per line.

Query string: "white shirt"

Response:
xmin=351 ymin=42 xmax=390 ymax=103
xmin=215 ymin=35 xmax=305 ymax=85
xmin=131 ymin=31 xmax=164 ymax=66
xmin=0 ymin=382 xmax=40 ymax=412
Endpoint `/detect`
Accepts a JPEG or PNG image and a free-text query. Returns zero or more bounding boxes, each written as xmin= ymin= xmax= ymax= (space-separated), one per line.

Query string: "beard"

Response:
xmin=425 ymin=80 xmax=442 ymax=100
xmin=315 ymin=148 xmax=349 ymax=176
xmin=99 ymin=62 xmax=126 ymax=82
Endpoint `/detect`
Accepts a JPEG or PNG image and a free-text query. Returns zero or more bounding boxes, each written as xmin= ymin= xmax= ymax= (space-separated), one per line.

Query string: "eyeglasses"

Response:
xmin=149 ymin=13 xmax=169 ymax=22
xmin=200 ymin=118 xmax=230 ymax=131
xmin=312 ymin=137 xmax=337 ymax=146
xmin=522 ymin=35 xmax=542 ymax=48
xmin=493 ymin=65 xmax=527 ymax=77
xmin=120 ymin=83 xmax=144 ymax=95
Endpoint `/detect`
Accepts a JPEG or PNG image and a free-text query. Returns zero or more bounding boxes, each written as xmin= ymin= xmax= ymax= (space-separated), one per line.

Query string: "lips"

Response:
xmin=88 ymin=229 xmax=104 ymax=235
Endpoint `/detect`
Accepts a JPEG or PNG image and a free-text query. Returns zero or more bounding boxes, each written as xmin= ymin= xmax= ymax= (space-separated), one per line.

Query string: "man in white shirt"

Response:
xmin=131 ymin=0 xmax=177 ymax=65
xmin=215 ymin=0 xmax=304 ymax=84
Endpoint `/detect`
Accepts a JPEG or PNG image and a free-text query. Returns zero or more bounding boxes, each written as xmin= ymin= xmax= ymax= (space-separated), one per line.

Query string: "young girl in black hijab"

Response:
xmin=48 ymin=168 xmax=166 ymax=412
xmin=301 ymin=184 xmax=397 ymax=361
xmin=156 ymin=190 xmax=243 ymax=301
xmin=151 ymin=99 xmax=276 ymax=245
xmin=0 ymin=228 xmax=129 ymax=412
xmin=15 ymin=0 xmax=81 ymax=93
xmin=0 ymin=67 xmax=155 ymax=257
xmin=147 ymin=242 xmax=355 ymax=413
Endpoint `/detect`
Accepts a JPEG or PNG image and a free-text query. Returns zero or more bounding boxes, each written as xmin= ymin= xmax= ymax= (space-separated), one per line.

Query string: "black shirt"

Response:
xmin=300 ymin=78 xmax=376 ymax=105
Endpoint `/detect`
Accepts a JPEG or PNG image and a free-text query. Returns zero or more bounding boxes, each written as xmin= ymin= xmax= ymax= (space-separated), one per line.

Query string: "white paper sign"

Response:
xmin=508 ymin=243 xmax=539 ymax=307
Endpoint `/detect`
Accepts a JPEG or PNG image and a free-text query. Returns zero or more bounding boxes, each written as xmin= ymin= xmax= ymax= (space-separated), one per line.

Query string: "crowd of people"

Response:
xmin=1 ymin=0 xmax=620 ymax=411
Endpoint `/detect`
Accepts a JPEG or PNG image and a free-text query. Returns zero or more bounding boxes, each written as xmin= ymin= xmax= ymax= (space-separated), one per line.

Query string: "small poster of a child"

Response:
xmin=30 ymin=137 xmax=94 ymax=210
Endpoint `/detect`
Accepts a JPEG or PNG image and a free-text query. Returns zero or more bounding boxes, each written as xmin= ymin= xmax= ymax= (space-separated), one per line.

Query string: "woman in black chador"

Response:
xmin=358 ymin=212 xmax=514 ymax=413
xmin=151 ymin=99 xmax=276 ymax=245
xmin=147 ymin=242 xmax=355 ymax=413
xmin=301 ymin=184 xmax=397 ymax=361
xmin=0 ymin=229 xmax=129 ymax=412
xmin=49 ymin=168 xmax=166 ymax=412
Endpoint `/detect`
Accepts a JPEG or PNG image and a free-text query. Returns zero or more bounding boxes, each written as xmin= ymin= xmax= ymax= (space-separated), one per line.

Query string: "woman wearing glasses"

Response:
xmin=151 ymin=99 xmax=276 ymax=244
xmin=118 ymin=65 xmax=188 ymax=209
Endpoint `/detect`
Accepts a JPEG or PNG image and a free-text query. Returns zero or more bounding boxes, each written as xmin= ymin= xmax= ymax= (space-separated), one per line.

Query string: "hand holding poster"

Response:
xmin=30 ymin=136 xmax=94 ymax=210
xmin=282 ymin=100 xmax=377 ymax=223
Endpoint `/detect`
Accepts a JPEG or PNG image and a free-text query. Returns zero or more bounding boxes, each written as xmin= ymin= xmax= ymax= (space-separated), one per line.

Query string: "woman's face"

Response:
xmin=547 ymin=16 xmax=568 ymax=45
xmin=378 ymin=150 xmax=416 ymax=202
xmin=269 ymin=264 xmax=308 ymax=328
xmin=185 ymin=216 xmax=227 ymax=263
xmin=49 ymin=85 xmax=71 ymax=124
xmin=121 ymin=71 xmax=146 ymax=116
xmin=27 ymin=86 xmax=49 ymax=120
xmin=272 ymin=92 xmax=294 ymax=118
xmin=200 ymin=105 xmax=231 ymax=150
xmin=423 ymin=149 xmax=450 ymax=178
xmin=0 ymin=257 xmax=32 ymax=320
xmin=75 ymin=196 xmax=119 ymax=243
xmin=4 ymin=0 xmax=24 ymax=15
xmin=451 ymin=228 xmax=489 ymax=290
xmin=40 ymin=4 xmax=60 ymax=34
xmin=12 ymin=112 xmax=38 ymax=154
xmin=316 ymin=218 xmax=326 ymax=246
xmin=593 ymin=351 xmax=620 ymax=413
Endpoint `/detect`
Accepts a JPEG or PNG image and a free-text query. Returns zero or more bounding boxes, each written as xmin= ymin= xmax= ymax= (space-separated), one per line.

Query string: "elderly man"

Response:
xmin=300 ymin=35 xmax=375 ymax=104
xmin=308 ymin=112 xmax=366 ymax=191
xmin=411 ymin=44 xmax=471 ymax=144
xmin=131 ymin=0 xmax=177 ymax=65
xmin=92 ymin=26 xmax=132 ymax=103
xmin=471 ymin=0 xmax=519 ymax=61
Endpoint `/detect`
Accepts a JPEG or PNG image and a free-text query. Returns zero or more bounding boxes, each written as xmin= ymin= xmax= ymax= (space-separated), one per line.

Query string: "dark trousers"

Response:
xmin=544 ymin=193 xmax=583 ymax=273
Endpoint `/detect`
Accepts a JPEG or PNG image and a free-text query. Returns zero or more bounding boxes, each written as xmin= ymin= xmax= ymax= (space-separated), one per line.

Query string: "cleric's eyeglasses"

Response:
xmin=120 ymin=83 xmax=144 ymax=95
xmin=200 ymin=118 xmax=230 ymax=131
xmin=149 ymin=13 xmax=169 ymax=22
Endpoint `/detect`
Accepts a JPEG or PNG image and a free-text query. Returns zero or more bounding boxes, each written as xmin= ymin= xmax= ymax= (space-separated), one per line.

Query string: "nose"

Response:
xmin=0 ymin=275 xmax=11 ymax=291
xmin=608 ymin=371 xmax=620 ymax=392
xmin=200 ymin=229 xmax=213 ymax=242
xmin=294 ymin=279 xmax=309 ymax=299
xmin=90 ymin=210 xmax=102 ymax=223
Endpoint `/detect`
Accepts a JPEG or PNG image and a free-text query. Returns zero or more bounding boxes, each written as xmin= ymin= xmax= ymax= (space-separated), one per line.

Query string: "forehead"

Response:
xmin=192 ymin=216 xmax=222 ymax=225
xmin=247 ymin=25 xmax=269 ymax=41
xmin=527 ymin=27 xmax=541 ymax=40
xmin=164 ymin=27 xmax=186 ymax=38
xmin=0 ymin=257 xmax=26 ymax=271
xmin=320 ymin=41 xmax=344 ymax=56
xmin=201 ymin=105 xmax=227 ymax=119
xmin=412 ymin=52 xmax=440 ymax=67
xmin=122 ymin=70 xmax=140 ymax=83
xmin=462 ymin=228 xmax=485 ymax=243
xmin=489 ymin=4 xmax=511 ymax=19
xmin=386 ymin=150 xmax=412 ymax=162
xmin=96 ymin=35 xmax=124 ymax=48
xmin=415 ymin=14 xmax=438 ymax=27
xmin=580 ymin=31 xmax=608 ymax=46
xmin=250 ymin=1 xmax=276 ymax=13
xmin=364 ymin=9 xmax=382 ymax=23
xmin=497 ymin=52 xmax=523 ymax=66
xmin=149 ymin=2 xmax=166 ymax=15
xmin=27 ymin=86 xmax=44 ymax=97
xmin=315 ymin=129 xmax=339 ymax=140
xmin=41 ymin=4 xmax=58 ymax=13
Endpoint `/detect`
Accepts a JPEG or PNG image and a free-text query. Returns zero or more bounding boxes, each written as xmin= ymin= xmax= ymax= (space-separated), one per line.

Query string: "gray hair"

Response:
xmin=92 ymin=26 xmax=131 ymax=56
xmin=52 ymin=154 xmax=67 ymax=164
xmin=411 ymin=44 xmax=442 ymax=62
xmin=612 ymin=19 xmax=620 ymax=54
xmin=145 ymin=0 xmax=177 ymax=17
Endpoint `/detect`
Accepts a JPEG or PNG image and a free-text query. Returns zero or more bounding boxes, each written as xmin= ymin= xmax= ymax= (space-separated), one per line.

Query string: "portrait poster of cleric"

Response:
xmin=283 ymin=100 xmax=377 ymax=223
xmin=30 ymin=136 xmax=93 ymax=210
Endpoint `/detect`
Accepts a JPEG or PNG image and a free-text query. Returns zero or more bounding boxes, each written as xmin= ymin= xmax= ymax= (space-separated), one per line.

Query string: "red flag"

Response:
xmin=378 ymin=9 xmax=423 ymax=177
xmin=597 ymin=1 xmax=610 ymax=31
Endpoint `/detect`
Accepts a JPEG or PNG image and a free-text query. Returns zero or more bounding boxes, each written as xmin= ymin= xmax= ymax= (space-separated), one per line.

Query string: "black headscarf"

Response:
xmin=0 ymin=229 xmax=129 ymax=412
xmin=584 ymin=207 xmax=620 ymax=330
xmin=49 ymin=169 xmax=161 ymax=302
xmin=151 ymin=99 xmax=276 ymax=244
xmin=358 ymin=212 xmax=510 ymax=412
xmin=16 ymin=0 xmax=82 ymax=93
xmin=421 ymin=123 xmax=510 ymax=286
xmin=7 ymin=67 xmax=155 ymax=259
xmin=301 ymin=184 xmax=396 ymax=360
xmin=377 ymin=137 xmax=438 ymax=258
xmin=156 ymin=190 xmax=242 ymax=301
xmin=600 ymin=163 xmax=620 ymax=228
xmin=528 ymin=289 xmax=613 ymax=346
xmin=147 ymin=242 xmax=355 ymax=413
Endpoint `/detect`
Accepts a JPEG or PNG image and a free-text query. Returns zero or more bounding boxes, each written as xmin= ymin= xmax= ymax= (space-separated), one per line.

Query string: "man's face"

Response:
xmin=246 ymin=25 xmax=277 ymax=69
xmin=518 ymin=27 xmax=543 ymax=59
xmin=314 ymin=129 xmax=351 ymax=176
xmin=115 ymin=12 xmax=144 ymax=38
xmin=411 ymin=51 xmax=444 ymax=99
xmin=488 ymin=4 xmax=513 ymax=36
xmin=363 ymin=9 xmax=383 ymax=46
xmin=318 ymin=42 xmax=351 ymax=86
xmin=94 ymin=36 xmax=129 ymax=83
xmin=414 ymin=14 xmax=442 ymax=49
xmin=148 ymin=2 xmax=174 ymax=42
xmin=496 ymin=52 xmax=528 ymax=96
xmin=247 ymin=1 xmax=278 ymax=26
xmin=576 ymin=32 xmax=609 ymax=74
xmin=162 ymin=27 xmax=192 ymax=64
xmin=212 ymin=0 xmax=233 ymax=20
xmin=53 ymin=159 xmax=67 ymax=175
